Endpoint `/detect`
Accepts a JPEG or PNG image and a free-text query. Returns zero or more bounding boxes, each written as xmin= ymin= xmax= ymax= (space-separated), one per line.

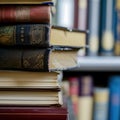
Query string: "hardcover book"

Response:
xmin=0 ymin=24 xmax=87 ymax=48
xmin=0 ymin=47 xmax=79 ymax=71
xmin=0 ymin=5 xmax=51 ymax=23
xmin=0 ymin=70 xmax=62 ymax=90
xmin=0 ymin=107 xmax=68 ymax=120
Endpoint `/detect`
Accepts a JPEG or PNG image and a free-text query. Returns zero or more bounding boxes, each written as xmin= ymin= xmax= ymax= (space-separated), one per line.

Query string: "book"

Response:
xmin=0 ymin=5 xmax=51 ymax=24
xmin=0 ymin=24 xmax=87 ymax=48
xmin=108 ymin=76 xmax=120 ymax=120
xmin=78 ymin=76 xmax=93 ymax=120
xmin=0 ymin=70 xmax=62 ymax=90
xmin=0 ymin=90 xmax=63 ymax=106
xmin=0 ymin=47 xmax=78 ymax=71
xmin=0 ymin=0 xmax=54 ymax=4
xmin=93 ymin=87 xmax=109 ymax=120
xmin=100 ymin=0 xmax=115 ymax=56
xmin=78 ymin=0 xmax=88 ymax=30
xmin=0 ymin=107 xmax=68 ymax=120
xmin=88 ymin=0 xmax=100 ymax=56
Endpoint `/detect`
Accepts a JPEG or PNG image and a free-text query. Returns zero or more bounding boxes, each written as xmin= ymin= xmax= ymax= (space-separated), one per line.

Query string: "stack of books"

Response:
xmin=0 ymin=0 xmax=87 ymax=119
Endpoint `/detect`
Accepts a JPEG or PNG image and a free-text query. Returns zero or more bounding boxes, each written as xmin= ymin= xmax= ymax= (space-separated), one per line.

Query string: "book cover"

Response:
xmin=0 ymin=24 xmax=87 ymax=48
xmin=0 ymin=5 xmax=51 ymax=23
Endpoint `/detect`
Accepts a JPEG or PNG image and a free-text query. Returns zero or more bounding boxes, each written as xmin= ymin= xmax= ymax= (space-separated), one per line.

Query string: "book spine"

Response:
xmin=78 ymin=0 xmax=88 ymax=30
xmin=78 ymin=76 xmax=93 ymax=120
xmin=0 ymin=5 xmax=51 ymax=23
xmin=93 ymin=87 xmax=109 ymax=120
xmin=0 ymin=24 xmax=50 ymax=46
xmin=100 ymin=0 xmax=115 ymax=56
xmin=88 ymin=0 xmax=100 ymax=56
xmin=0 ymin=48 xmax=49 ymax=71
xmin=108 ymin=76 xmax=120 ymax=120
xmin=114 ymin=10 xmax=120 ymax=56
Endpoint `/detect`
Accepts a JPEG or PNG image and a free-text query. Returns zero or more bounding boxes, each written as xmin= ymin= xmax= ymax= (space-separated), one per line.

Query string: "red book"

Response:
xmin=0 ymin=107 xmax=68 ymax=120
xmin=0 ymin=5 xmax=51 ymax=23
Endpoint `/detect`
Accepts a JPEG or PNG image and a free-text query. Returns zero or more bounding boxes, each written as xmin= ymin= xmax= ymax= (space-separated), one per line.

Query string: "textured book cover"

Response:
xmin=0 ymin=5 xmax=51 ymax=23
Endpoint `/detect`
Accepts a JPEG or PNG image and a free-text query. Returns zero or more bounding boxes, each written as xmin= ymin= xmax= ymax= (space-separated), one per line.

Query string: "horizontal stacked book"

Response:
xmin=0 ymin=0 xmax=87 ymax=119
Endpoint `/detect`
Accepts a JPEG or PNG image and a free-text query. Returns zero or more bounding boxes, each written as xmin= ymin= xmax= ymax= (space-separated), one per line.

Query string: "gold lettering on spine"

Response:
xmin=15 ymin=6 xmax=30 ymax=22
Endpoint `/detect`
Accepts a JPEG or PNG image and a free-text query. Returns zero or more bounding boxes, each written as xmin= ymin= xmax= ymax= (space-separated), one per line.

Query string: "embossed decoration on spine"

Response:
xmin=0 ymin=24 xmax=50 ymax=46
xmin=0 ymin=26 xmax=15 ymax=45
xmin=15 ymin=6 xmax=30 ymax=22
xmin=23 ymin=49 xmax=48 ymax=70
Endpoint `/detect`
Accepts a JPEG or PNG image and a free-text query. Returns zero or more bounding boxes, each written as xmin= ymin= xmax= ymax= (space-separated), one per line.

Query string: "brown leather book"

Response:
xmin=0 ymin=5 xmax=51 ymax=23
xmin=0 ymin=48 xmax=78 ymax=71
xmin=0 ymin=107 xmax=68 ymax=120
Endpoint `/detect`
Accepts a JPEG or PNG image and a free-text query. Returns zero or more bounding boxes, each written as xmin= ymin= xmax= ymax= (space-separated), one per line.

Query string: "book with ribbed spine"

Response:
xmin=0 ymin=24 xmax=87 ymax=48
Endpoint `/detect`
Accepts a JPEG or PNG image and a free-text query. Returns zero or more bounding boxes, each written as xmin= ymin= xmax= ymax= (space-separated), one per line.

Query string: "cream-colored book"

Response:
xmin=0 ymin=71 xmax=62 ymax=89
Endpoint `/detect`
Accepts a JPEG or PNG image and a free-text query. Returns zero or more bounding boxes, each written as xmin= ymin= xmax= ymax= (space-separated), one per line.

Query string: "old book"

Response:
xmin=0 ymin=0 xmax=53 ymax=4
xmin=0 ymin=5 xmax=51 ymax=23
xmin=0 ymin=90 xmax=63 ymax=106
xmin=0 ymin=47 xmax=78 ymax=71
xmin=0 ymin=107 xmax=68 ymax=120
xmin=0 ymin=24 xmax=87 ymax=48
xmin=0 ymin=71 xmax=62 ymax=90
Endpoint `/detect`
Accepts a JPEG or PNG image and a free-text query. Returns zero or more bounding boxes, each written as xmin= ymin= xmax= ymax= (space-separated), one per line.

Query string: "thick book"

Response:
xmin=0 ymin=24 xmax=87 ymax=48
xmin=0 ymin=47 xmax=78 ymax=71
xmin=0 ymin=70 xmax=62 ymax=90
xmin=0 ymin=5 xmax=51 ymax=24
xmin=0 ymin=107 xmax=68 ymax=120
xmin=0 ymin=90 xmax=62 ymax=106
xmin=0 ymin=0 xmax=53 ymax=4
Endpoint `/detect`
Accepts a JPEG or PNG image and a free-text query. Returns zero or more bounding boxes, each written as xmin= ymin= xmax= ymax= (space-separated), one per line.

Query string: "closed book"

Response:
xmin=0 ymin=71 xmax=62 ymax=90
xmin=0 ymin=107 xmax=68 ymax=120
xmin=0 ymin=90 xmax=63 ymax=106
xmin=78 ymin=76 xmax=93 ymax=120
xmin=0 ymin=24 xmax=87 ymax=48
xmin=100 ymin=0 xmax=115 ymax=56
xmin=93 ymin=87 xmax=109 ymax=120
xmin=0 ymin=0 xmax=54 ymax=4
xmin=0 ymin=47 xmax=78 ymax=71
xmin=88 ymin=0 xmax=100 ymax=56
xmin=0 ymin=5 xmax=51 ymax=24
xmin=108 ymin=76 xmax=120 ymax=120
